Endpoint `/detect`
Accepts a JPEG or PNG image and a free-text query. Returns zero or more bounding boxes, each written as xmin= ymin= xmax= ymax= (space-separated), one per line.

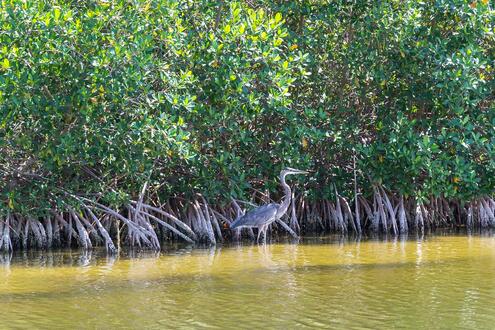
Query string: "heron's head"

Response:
xmin=281 ymin=167 xmax=309 ymax=176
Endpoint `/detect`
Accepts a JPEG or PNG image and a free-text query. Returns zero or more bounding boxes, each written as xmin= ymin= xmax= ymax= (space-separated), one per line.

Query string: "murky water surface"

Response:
xmin=1 ymin=234 xmax=495 ymax=329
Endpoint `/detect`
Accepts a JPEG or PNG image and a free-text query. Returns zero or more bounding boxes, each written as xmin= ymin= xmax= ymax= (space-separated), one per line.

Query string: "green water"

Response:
xmin=1 ymin=234 xmax=495 ymax=329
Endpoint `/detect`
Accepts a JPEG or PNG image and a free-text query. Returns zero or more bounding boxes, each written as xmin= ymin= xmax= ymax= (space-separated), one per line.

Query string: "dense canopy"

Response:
xmin=0 ymin=0 xmax=494 ymax=248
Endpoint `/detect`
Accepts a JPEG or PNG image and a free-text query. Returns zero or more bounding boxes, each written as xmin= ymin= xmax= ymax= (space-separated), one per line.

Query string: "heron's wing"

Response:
xmin=230 ymin=203 xmax=279 ymax=229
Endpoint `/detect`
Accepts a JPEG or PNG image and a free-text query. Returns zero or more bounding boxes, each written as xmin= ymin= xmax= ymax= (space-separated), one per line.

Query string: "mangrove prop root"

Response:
xmin=84 ymin=207 xmax=116 ymax=253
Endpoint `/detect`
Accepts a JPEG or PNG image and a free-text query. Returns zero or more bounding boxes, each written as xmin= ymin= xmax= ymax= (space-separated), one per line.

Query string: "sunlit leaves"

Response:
xmin=1 ymin=58 xmax=9 ymax=70
xmin=0 ymin=0 xmax=493 ymax=214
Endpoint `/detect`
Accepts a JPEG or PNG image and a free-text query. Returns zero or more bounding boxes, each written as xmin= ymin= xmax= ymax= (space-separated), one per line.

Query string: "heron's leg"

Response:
xmin=263 ymin=225 xmax=268 ymax=244
xmin=256 ymin=226 xmax=263 ymax=243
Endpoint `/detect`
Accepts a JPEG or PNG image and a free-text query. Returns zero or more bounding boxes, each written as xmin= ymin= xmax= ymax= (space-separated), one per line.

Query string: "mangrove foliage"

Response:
xmin=0 ymin=0 xmax=494 ymax=250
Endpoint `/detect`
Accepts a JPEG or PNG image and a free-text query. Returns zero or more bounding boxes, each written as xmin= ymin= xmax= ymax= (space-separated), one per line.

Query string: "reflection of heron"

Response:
xmin=230 ymin=168 xmax=309 ymax=243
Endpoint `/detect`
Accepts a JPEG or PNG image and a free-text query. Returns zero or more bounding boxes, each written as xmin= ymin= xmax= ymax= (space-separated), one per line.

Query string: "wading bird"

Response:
xmin=230 ymin=168 xmax=309 ymax=243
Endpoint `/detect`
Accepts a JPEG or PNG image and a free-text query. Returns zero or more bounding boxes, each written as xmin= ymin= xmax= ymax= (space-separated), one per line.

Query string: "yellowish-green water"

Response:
xmin=1 ymin=234 xmax=495 ymax=329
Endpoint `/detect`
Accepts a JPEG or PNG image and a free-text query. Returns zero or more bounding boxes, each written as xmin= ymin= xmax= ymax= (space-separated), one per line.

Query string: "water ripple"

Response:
xmin=0 ymin=235 xmax=495 ymax=329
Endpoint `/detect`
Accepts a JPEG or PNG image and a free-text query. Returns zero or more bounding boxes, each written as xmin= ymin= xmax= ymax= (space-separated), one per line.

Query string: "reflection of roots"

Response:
xmin=2 ymin=188 xmax=494 ymax=252
xmin=0 ymin=249 xmax=122 ymax=267
xmin=0 ymin=251 xmax=12 ymax=266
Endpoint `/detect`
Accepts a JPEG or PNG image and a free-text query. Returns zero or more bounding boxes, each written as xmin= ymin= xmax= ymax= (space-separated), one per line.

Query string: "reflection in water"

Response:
xmin=0 ymin=234 xmax=495 ymax=328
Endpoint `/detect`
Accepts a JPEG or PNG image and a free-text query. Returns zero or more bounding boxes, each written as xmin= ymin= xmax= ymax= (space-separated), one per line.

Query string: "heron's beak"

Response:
xmin=284 ymin=167 xmax=310 ymax=175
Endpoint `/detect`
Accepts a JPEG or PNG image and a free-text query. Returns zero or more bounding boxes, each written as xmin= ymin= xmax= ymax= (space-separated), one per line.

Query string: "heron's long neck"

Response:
xmin=276 ymin=173 xmax=292 ymax=218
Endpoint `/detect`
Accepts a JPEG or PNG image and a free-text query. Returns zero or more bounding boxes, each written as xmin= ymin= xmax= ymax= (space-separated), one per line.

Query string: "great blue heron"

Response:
xmin=229 ymin=167 xmax=309 ymax=242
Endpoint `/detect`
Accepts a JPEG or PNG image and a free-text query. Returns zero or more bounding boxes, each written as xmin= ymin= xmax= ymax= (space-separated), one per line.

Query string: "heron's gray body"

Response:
xmin=229 ymin=167 xmax=308 ymax=242
xmin=230 ymin=203 xmax=280 ymax=230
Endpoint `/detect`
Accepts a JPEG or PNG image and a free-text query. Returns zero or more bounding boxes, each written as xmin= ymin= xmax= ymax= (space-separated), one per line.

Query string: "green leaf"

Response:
xmin=1 ymin=58 xmax=10 ymax=69
xmin=54 ymin=7 xmax=61 ymax=21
